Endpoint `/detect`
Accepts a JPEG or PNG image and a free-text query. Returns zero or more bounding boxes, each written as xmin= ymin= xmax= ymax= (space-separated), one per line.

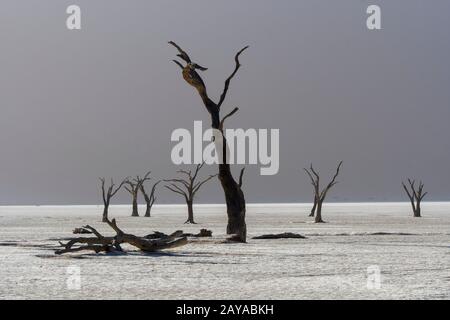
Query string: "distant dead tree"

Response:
xmin=124 ymin=171 xmax=151 ymax=217
xmin=140 ymin=180 xmax=161 ymax=217
xmin=169 ymin=41 xmax=249 ymax=241
xmin=402 ymin=179 xmax=427 ymax=217
xmin=303 ymin=161 xmax=343 ymax=223
xmin=100 ymin=177 xmax=127 ymax=222
xmin=164 ymin=163 xmax=217 ymax=224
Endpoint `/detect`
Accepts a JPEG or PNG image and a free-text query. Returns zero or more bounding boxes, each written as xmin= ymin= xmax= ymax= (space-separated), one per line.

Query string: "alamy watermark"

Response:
xmin=171 ymin=121 xmax=279 ymax=175
xmin=66 ymin=265 xmax=81 ymax=290
xmin=366 ymin=265 xmax=381 ymax=289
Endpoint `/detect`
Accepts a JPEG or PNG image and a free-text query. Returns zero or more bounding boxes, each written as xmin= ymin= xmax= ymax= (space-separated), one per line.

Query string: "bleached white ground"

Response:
xmin=0 ymin=202 xmax=449 ymax=299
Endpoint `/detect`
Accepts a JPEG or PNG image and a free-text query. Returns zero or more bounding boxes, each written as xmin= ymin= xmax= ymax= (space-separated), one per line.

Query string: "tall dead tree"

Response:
xmin=100 ymin=177 xmax=127 ymax=222
xmin=125 ymin=171 xmax=151 ymax=217
xmin=140 ymin=180 xmax=160 ymax=217
xmin=402 ymin=179 xmax=427 ymax=217
xmin=303 ymin=161 xmax=343 ymax=223
xmin=169 ymin=41 xmax=249 ymax=241
xmin=165 ymin=163 xmax=217 ymax=224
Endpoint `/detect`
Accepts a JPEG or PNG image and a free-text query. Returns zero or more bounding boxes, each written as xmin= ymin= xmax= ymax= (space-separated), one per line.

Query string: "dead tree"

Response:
xmin=169 ymin=41 xmax=248 ymax=241
xmin=55 ymin=220 xmax=188 ymax=255
xmin=303 ymin=161 xmax=343 ymax=223
xmin=100 ymin=177 xmax=127 ymax=222
xmin=125 ymin=171 xmax=151 ymax=217
xmin=140 ymin=180 xmax=160 ymax=217
xmin=164 ymin=163 xmax=217 ymax=224
xmin=402 ymin=179 xmax=427 ymax=217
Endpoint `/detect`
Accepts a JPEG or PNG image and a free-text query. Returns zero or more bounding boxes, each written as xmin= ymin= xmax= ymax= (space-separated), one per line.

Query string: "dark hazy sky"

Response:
xmin=1 ymin=0 xmax=449 ymax=205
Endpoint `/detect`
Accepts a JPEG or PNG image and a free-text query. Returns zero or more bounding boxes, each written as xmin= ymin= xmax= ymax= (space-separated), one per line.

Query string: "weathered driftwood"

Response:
xmin=181 ymin=229 xmax=213 ymax=238
xmin=145 ymin=229 xmax=212 ymax=239
xmin=55 ymin=220 xmax=187 ymax=255
xmin=252 ymin=232 xmax=306 ymax=239
xmin=73 ymin=227 xmax=93 ymax=234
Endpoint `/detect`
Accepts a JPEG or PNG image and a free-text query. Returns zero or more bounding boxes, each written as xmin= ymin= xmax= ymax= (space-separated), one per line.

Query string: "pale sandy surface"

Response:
xmin=0 ymin=203 xmax=449 ymax=299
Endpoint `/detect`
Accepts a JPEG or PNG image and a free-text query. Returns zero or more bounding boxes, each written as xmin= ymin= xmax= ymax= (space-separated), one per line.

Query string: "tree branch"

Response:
xmin=238 ymin=167 xmax=245 ymax=187
xmin=217 ymin=46 xmax=249 ymax=110
xmin=168 ymin=41 xmax=191 ymax=63
xmin=193 ymin=174 xmax=218 ymax=195
xmin=219 ymin=107 xmax=239 ymax=131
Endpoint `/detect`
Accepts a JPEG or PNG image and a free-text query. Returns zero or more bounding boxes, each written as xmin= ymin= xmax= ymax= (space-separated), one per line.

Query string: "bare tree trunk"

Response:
xmin=207 ymin=100 xmax=246 ymax=241
xmin=144 ymin=203 xmax=151 ymax=217
xmin=415 ymin=202 xmax=421 ymax=217
xmin=408 ymin=200 xmax=416 ymax=215
xmin=131 ymin=195 xmax=139 ymax=217
xmin=315 ymin=201 xmax=324 ymax=223
xmin=186 ymin=200 xmax=195 ymax=224
xmin=309 ymin=195 xmax=317 ymax=217
xmin=102 ymin=205 xmax=109 ymax=222
xmin=220 ymin=138 xmax=246 ymax=240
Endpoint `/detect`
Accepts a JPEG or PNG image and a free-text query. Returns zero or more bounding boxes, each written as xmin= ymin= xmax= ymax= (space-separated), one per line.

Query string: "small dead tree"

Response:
xmin=402 ymin=179 xmax=427 ymax=217
xmin=165 ymin=163 xmax=217 ymax=224
xmin=169 ymin=41 xmax=248 ymax=241
xmin=100 ymin=177 xmax=127 ymax=222
xmin=140 ymin=180 xmax=161 ymax=217
xmin=303 ymin=161 xmax=343 ymax=223
xmin=125 ymin=171 xmax=151 ymax=217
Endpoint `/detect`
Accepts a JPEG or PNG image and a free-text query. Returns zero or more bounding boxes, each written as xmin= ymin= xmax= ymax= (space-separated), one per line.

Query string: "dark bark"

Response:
xmin=100 ymin=178 xmax=127 ymax=222
xmin=309 ymin=195 xmax=318 ymax=217
xmin=304 ymin=161 xmax=342 ymax=223
xmin=169 ymin=41 xmax=249 ymax=242
xmin=141 ymin=180 xmax=160 ymax=217
xmin=125 ymin=171 xmax=152 ymax=217
xmin=186 ymin=200 xmax=195 ymax=224
xmin=144 ymin=203 xmax=152 ymax=217
xmin=164 ymin=163 xmax=217 ymax=225
xmin=253 ymin=232 xmax=306 ymax=239
xmin=56 ymin=221 xmax=188 ymax=255
xmin=315 ymin=201 xmax=324 ymax=223
xmin=131 ymin=195 xmax=139 ymax=217
xmin=102 ymin=205 xmax=109 ymax=222
xmin=402 ymin=179 xmax=427 ymax=217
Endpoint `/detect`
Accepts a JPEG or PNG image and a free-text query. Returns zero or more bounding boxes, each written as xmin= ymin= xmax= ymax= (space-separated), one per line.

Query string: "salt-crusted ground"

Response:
xmin=0 ymin=203 xmax=449 ymax=299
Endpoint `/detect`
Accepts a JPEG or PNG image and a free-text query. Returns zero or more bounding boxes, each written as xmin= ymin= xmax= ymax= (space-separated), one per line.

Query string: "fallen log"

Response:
xmin=73 ymin=227 xmax=93 ymax=234
xmin=144 ymin=230 xmax=184 ymax=239
xmin=145 ymin=229 xmax=212 ymax=239
xmin=195 ymin=229 xmax=212 ymax=237
xmin=252 ymin=232 xmax=306 ymax=239
xmin=180 ymin=229 xmax=213 ymax=238
xmin=55 ymin=220 xmax=188 ymax=255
